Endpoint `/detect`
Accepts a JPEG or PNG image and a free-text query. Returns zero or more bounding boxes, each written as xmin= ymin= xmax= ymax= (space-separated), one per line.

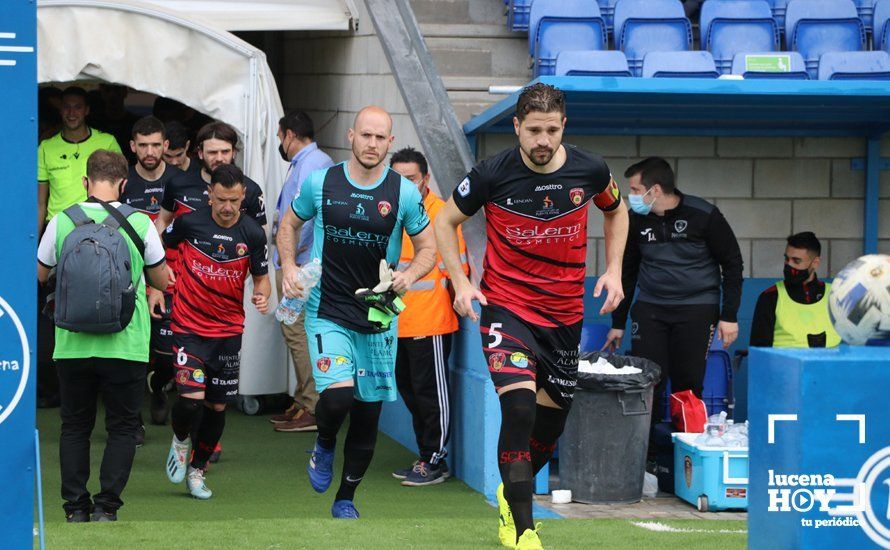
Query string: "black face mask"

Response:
xmin=278 ymin=142 xmax=289 ymax=162
xmin=784 ymin=263 xmax=813 ymax=285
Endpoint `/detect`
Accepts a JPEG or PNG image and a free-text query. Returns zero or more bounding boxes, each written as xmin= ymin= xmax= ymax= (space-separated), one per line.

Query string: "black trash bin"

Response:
xmin=560 ymin=352 xmax=661 ymax=504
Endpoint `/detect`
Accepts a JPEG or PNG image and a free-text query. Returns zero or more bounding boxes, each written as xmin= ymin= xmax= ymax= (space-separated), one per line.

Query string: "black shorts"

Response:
xmin=150 ymin=291 xmax=174 ymax=354
xmin=172 ymin=332 xmax=242 ymax=404
xmin=479 ymin=304 xmax=582 ymax=409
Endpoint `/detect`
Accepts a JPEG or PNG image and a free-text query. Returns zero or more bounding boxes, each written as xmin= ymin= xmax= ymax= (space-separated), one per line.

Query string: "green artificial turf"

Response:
xmin=36 ymin=406 xmax=746 ymax=549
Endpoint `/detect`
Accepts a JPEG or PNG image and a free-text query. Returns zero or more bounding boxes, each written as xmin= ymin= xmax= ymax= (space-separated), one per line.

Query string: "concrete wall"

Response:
xmin=477 ymin=134 xmax=890 ymax=279
xmin=275 ymin=2 xmax=442 ymax=191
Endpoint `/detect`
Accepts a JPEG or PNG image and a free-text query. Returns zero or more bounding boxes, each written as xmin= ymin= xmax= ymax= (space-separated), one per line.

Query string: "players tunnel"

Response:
xmin=35 ymin=0 xmax=361 ymax=400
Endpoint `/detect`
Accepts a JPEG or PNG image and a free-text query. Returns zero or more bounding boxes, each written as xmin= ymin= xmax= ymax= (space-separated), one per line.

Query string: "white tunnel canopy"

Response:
xmin=37 ymin=0 xmax=298 ymax=394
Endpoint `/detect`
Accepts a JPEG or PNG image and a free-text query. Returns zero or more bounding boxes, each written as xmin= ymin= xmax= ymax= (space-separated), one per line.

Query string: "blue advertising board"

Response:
xmin=0 ymin=1 xmax=37 ymax=547
xmin=749 ymin=347 xmax=890 ymax=549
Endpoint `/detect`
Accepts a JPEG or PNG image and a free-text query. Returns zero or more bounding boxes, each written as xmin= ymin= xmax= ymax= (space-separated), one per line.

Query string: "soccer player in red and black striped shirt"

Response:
xmin=436 ymin=84 xmax=629 ymax=548
xmin=162 ymin=164 xmax=270 ymax=500
xmin=150 ymin=121 xmax=267 ymax=443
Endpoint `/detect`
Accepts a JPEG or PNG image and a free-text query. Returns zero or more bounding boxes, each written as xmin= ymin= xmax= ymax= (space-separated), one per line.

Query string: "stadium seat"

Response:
xmin=642 ymin=51 xmax=721 ymax=77
xmin=701 ymin=0 xmax=780 ymax=74
xmin=730 ymin=50 xmax=809 ymax=78
xmin=785 ymin=0 xmax=865 ymax=78
xmin=614 ymin=0 xmax=693 ymax=76
xmin=875 ymin=0 xmax=890 ymax=50
xmin=530 ymin=0 xmax=607 ymax=76
xmin=818 ymin=50 xmax=890 ymax=78
xmin=508 ymin=0 xmax=532 ymax=32
xmin=731 ymin=50 xmax=810 ymax=78
xmin=854 ymin=0 xmax=877 ymax=34
xmin=598 ymin=0 xmax=621 ymax=34
xmin=555 ymin=50 xmax=633 ymax=76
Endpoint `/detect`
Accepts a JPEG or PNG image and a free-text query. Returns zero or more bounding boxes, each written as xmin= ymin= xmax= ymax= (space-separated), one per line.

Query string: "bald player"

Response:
xmin=277 ymin=106 xmax=435 ymax=519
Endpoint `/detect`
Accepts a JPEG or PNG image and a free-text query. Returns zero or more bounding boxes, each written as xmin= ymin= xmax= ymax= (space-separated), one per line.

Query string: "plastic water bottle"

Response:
xmin=275 ymin=259 xmax=322 ymax=325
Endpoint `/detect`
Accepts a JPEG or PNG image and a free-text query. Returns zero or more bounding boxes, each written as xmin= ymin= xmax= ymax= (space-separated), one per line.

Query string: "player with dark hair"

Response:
xmin=120 ymin=116 xmax=183 ymax=429
xmin=436 ymin=83 xmax=629 ymax=549
xmin=277 ymin=106 xmax=435 ymax=519
xmin=151 ymin=122 xmax=267 ymax=459
xmin=155 ymin=121 xmax=266 ymax=232
xmin=161 ymin=121 xmax=199 ymax=176
xmin=163 ymin=163 xmax=270 ymax=499
xmin=750 ymin=232 xmax=839 ymax=348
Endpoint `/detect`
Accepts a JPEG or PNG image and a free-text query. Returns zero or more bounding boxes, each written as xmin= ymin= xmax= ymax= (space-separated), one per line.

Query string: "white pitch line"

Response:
xmin=631 ymin=521 xmax=747 ymax=534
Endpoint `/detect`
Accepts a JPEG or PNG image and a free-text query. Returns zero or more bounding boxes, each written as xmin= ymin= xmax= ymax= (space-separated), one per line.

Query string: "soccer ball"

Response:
xmin=828 ymin=254 xmax=890 ymax=345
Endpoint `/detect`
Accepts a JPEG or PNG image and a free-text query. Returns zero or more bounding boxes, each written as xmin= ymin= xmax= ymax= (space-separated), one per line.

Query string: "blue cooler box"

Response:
xmin=672 ymin=433 xmax=749 ymax=512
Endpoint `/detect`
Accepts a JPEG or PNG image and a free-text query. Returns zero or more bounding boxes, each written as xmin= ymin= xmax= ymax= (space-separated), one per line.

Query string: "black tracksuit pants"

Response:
xmin=629 ymin=301 xmax=718 ymax=428
xmin=395 ymin=334 xmax=452 ymax=465
xmin=56 ymin=357 xmax=145 ymax=514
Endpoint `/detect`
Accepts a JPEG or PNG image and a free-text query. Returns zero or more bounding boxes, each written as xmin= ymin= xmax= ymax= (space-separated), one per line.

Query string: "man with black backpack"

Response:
xmin=37 ymin=150 xmax=168 ymax=523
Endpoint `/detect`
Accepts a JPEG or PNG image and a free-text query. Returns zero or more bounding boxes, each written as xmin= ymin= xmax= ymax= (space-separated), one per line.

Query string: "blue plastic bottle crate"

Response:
xmin=672 ymin=432 xmax=749 ymax=512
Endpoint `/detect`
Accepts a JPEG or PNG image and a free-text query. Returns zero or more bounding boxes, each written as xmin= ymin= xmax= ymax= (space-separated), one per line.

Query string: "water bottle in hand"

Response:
xmin=275 ymin=259 xmax=322 ymax=325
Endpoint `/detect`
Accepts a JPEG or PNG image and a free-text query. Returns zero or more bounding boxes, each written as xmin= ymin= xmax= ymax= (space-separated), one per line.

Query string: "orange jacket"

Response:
xmin=398 ymin=191 xmax=469 ymax=338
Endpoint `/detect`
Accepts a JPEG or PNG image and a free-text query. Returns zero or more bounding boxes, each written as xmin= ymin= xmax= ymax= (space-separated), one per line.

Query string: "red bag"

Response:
xmin=670 ymin=390 xmax=708 ymax=432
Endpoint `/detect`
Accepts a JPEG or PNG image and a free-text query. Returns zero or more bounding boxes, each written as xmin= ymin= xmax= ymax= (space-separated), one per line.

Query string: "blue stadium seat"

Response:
xmin=731 ymin=50 xmax=810 ymax=78
xmin=614 ymin=0 xmax=693 ymax=76
xmin=508 ymin=0 xmax=532 ymax=32
xmin=530 ymin=0 xmax=607 ymax=76
xmin=818 ymin=50 xmax=890 ymax=78
xmin=642 ymin=51 xmax=721 ymax=77
xmin=854 ymin=0 xmax=877 ymax=33
xmin=598 ymin=0 xmax=622 ymax=34
xmin=701 ymin=0 xmax=780 ymax=74
xmin=875 ymin=0 xmax=890 ymax=50
xmin=555 ymin=50 xmax=633 ymax=76
xmin=785 ymin=0 xmax=865 ymax=78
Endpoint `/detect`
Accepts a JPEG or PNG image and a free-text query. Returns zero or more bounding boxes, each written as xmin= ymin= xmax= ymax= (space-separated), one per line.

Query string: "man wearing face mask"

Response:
xmin=749 ymin=232 xmax=840 ymax=348
xmin=270 ymin=110 xmax=333 ymax=433
xmin=603 ymin=157 xmax=743 ymax=433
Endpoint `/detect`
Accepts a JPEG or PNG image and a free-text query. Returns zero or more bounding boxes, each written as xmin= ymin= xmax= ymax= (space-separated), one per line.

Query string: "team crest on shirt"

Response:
xmin=569 ymin=188 xmax=585 ymax=206
xmin=317 ymin=357 xmax=331 ymax=372
xmin=488 ymin=352 xmax=506 ymax=372
xmin=177 ymin=370 xmax=190 ymax=385
xmin=236 ymin=243 xmax=248 ymax=256
xmin=510 ymin=352 xmax=529 ymax=369
xmin=378 ymin=200 xmax=391 ymax=217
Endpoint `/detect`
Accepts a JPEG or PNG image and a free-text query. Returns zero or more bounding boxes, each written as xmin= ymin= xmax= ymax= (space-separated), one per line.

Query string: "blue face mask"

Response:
xmin=628 ymin=188 xmax=655 ymax=215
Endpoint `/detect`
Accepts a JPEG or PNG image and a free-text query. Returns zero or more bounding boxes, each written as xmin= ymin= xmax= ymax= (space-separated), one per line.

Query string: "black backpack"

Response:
xmin=54 ymin=201 xmax=145 ymax=333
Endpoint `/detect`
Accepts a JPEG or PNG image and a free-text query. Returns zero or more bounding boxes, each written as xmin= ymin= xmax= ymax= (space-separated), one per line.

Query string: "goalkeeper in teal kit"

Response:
xmin=277 ymin=106 xmax=436 ymax=519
